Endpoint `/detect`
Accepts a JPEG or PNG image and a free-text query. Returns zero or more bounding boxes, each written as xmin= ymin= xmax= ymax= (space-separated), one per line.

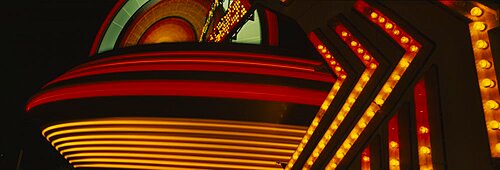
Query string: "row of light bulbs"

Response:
xmin=285 ymin=32 xmax=347 ymax=169
xmin=209 ymin=0 xmax=248 ymax=42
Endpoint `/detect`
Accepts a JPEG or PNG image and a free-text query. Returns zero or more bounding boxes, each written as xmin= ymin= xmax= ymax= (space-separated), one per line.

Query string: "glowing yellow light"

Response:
xmin=389 ymin=141 xmax=399 ymax=148
xmin=481 ymin=79 xmax=496 ymax=88
xmin=478 ymin=59 xmax=492 ymax=69
xmin=475 ymin=40 xmax=489 ymax=49
xmin=393 ymin=75 xmax=401 ymax=81
xmin=363 ymin=54 xmax=371 ymax=61
xmin=375 ymin=97 xmax=384 ymax=105
xmin=357 ymin=48 xmax=365 ymax=54
xmin=358 ymin=121 xmax=367 ymax=128
xmin=419 ymin=146 xmax=431 ymax=154
xmin=419 ymin=126 xmax=429 ymax=134
xmin=362 ymin=156 xmax=370 ymax=162
xmin=370 ymin=12 xmax=378 ymax=19
xmin=342 ymin=143 xmax=351 ymax=149
xmin=470 ymin=7 xmax=483 ymax=17
xmin=307 ymin=160 xmax=314 ymax=165
xmin=340 ymin=74 xmax=347 ymax=79
xmin=351 ymin=41 xmax=359 ymax=47
xmin=325 ymin=54 xmax=332 ymax=59
xmin=378 ymin=17 xmax=386 ymax=23
xmin=385 ymin=23 xmax=393 ymax=29
xmin=317 ymin=45 xmax=324 ymax=50
xmin=350 ymin=133 xmax=359 ymax=140
xmin=367 ymin=110 xmax=376 ymax=117
xmin=321 ymin=49 xmax=328 ymax=53
xmin=472 ymin=22 xmax=486 ymax=31
xmin=330 ymin=60 xmax=337 ymax=65
xmin=383 ymin=86 xmax=393 ymax=93
xmin=495 ymin=143 xmax=500 ymax=153
xmin=390 ymin=159 xmax=400 ymax=166
xmin=341 ymin=31 xmax=348 ymax=37
xmin=335 ymin=66 xmax=342 ymax=72
xmin=313 ymin=151 xmax=320 ymax=157
xmin=485 ymin=100 xmax=500 ymax=110
xmin=336 ymin=152 xmax=345 ymax=158
xmin=488 ymin=120 xmax=500 ymax=130
xmin=393 ymin=29 xmax=400 ymax=35
xmin=369 ymin=63 xmax=377 ymax=69
xmin=401 ymin=36 xmax=409 ymax=44
xmin=410 ymin=45 xmax=419 ymax=52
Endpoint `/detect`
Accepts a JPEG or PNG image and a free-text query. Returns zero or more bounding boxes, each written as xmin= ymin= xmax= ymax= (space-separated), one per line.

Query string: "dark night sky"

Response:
xmin=2 ymin=1 xmax=115 ymax=169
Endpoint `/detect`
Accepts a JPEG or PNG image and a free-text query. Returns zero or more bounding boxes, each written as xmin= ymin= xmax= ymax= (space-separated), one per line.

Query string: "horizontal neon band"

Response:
xmin=55 ymin=140 xmax=294 ymax=154
xmin=42 ymin=118 xmax=305 ymax=137
xmin=52 ymin=135 xmax=298 ymax=149
xmin=66 ymin=152 xmax=277 ymax=166
xmin=75 ymin=163 xmax=205 ymax=170
xmin=47 ymin=58 xmax=334 ymax=86
xmin=46 ymin=126 xmax=302 ymax=142
xmin=28 ymin=80 xmax=328 ymax=111
xmin=71 ymin=158 xmax=282 ymax=170
xmin=60 ymin=146 xmax=290 ymax=160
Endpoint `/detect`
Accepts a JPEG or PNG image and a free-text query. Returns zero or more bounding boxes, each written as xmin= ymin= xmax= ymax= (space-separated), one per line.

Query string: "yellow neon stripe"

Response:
xmin=55 ymin=140 xmax=294 ymax=154
xmin=45 ymin=127 xmax=302 ymax=141
xmin=66 ymin=152 xmax=278 ymax=166
xmin=42 ymin=118 xmax=305 ymax=136
xmin=74 ymin=163 xmax=207 ymax=170
xmin=71 ymin=158 xmax=282 ymax=170
xmin=60 ymin=146 xmax=290 ymax=160
xmin=51 ymin=134 xmax=297 ymax=148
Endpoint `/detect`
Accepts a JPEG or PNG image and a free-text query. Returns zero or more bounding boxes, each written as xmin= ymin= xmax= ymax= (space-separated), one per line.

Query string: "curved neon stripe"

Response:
xmin=42 ymin=118 xmax=306 ymax=137
xmin=66 ymin=152 xmax=278 ymax=166
xmin=46 ymin=127 xmax=302 ymax=142
xmin=28 ymin=80 xmax=328 ymax=111
xmin=70 ymin=158 xmax=282 ymax=170
xmin=51 ymin=135 xmax=298 ymax=149
xmin=75 ymin=163 xmax=206 ymax=170
xmin=55 ymin=140 xmax=294 ymax=154
xmin=47 ymin=58 xmax=333 ymax=86
xmin=60 ymin=146 xmax=290 ymax=160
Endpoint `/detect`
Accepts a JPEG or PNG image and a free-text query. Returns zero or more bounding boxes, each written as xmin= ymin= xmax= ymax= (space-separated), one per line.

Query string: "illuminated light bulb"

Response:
xmin=330 ymin=60 xmax=336 ymax=65
xmin=351 ymin=41 xmax=359 ymax=47
xmin=385 ymin=23 xmax=394 ymax=29
xmin=410 ymin=45 xmax=419 ymax=52
xmin=383 ymin=86 xmax=393 ymax=93
xmin=485 ymin=100 xmax=500 ymax=110
xmin=340 ymin=74 xmax=347 ymax=79
xmin=472 ymin=22 xmax=486 ymax=31
xmin=400 ymin=36 xmax=410 ymax=44
xmin=362 ymin=75 xmax=370 ymax=82
xmin=378 ymin=17 xmax=386 ymax=23
xmin=475 ymin=40 xmax=489 ymax=49
xmin=336 ymin=152 xmax=345 ymax=158
xmin=338 ymin=114 xmax=345 ymax=121
xmin=350 ymin=133 xmax=359 ymax=139
xmin=358 ymin=121 xmax=367 ymax=128
xmin=363 ymin=54 xmax=371 ymax=61
xmin=419 ymin=146 xmax=431 ymax=154
xmin=348 ymin=97 xmax=356 ymax=103
xmin=481 ymin=78 xmax=496 ymax=88
xmin=393 ymin=75 xmax=401 ymax=81
xmin=298 ymin=147 xmax=303 ymax=151
xmin=400 ymin=60 xmax=410 ymax=68
xmin=488 ymin=120 xmax=500 ymax=130
xmin=357 ymin=48 xmax=365 ymax=54
xmin=470 ymin=7 xmax=483 ymax=17
xmin=341 ymin=31 xmax=348 ymax=37
xmin=307 ymin=160 xmax=314 ymax=165
xmin=370 ymin=12 xmax=378 ymax=19
xmin=367 ymin=110 xmax=376 ymax=117
xmin=319 ymin=142 xmax=326 ymax=149
xmin=390 ymin=159 xmax=400 ymax=166
xmin=343 ymin=107 xmax=351 ymax=112
xmin=329 ymin=163 xmax=337 ymax=168
xmin=375 ymin=97 xmax=385 ymax=105
xmin=313 ymin=151 xmax=320 ymax=157
xmin=419 ymin=126 xmax=429 ymax=134
xmin=362 ymin=156 xmax=370 ymax=162
xmin=355 ymin=86 xmax=363 ymax=92
xmin=312 ymin=119 xmax=319 ymax=126
xmin=293 ymin=153 xmax=299 ymax=159
xmin=370 ymin=63 xmax=377 ymax=69
xmin=307 ymin=129 xmax=314 ymax=135
xmin=335 ymin=66 xmax=342 ymax=72
xmin=317 ymin=45 xmax=324 ymax=50
xmin=325 ymin=54 xmax=332 ymax=59
xmin=393 ymin=29 xmax=401 ymax=35
xmin=321 ymin=49 xmax=328 ymax=53
xmin=495 ymin=143 xmax=500 ymax=153
xmin=343 ymin=143 xmax=351 ymax=149
xmin=390 ymin=141 xmax=399 ymax=148
xmin=334 ymin=84 xmax=341 ymax=90
xmin=478 ymin=59 xmax=492 ymax=69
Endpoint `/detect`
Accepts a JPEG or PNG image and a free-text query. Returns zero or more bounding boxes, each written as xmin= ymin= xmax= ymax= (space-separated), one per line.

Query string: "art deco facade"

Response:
xmin=26 ymin=0 xmax=500 ymax=169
